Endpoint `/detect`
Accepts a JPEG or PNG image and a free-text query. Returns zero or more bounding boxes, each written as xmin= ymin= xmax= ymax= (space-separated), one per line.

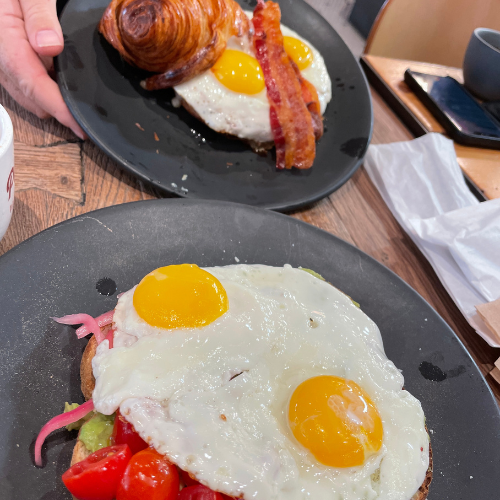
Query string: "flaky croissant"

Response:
xmin=99 ymin=0 xmax=250 ymax=89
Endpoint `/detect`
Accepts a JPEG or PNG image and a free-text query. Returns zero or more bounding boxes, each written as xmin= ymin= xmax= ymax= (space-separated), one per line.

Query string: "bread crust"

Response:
xmin=71 ymin=438 xmax=92 ymax=467
xmin=81 ymin=335 xmax=97 ymax=401
xmin=75 ymin=324 xmax=433 ymax=500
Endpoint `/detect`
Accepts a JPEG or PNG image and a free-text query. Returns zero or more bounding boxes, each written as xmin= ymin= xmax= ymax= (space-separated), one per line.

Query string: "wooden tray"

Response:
xmin=361 ymin=54 xmax=500 ymax=201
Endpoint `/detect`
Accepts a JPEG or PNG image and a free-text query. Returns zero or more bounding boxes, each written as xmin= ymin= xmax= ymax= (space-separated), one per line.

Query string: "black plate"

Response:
xmin=1 ymin=200 xmax=499 ymax=499
xmin=55 ymin=0 xmax=372 ymax=212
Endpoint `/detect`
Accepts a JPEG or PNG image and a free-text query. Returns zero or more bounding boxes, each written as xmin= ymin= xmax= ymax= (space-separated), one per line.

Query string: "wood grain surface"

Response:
xmin=0 ymin=60 xmax=499 ymax=407
xmin=362 ymin=55 xmax=500 ymax=201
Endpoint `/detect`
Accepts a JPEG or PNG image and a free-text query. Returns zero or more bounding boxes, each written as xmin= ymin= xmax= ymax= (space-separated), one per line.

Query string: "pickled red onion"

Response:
xmin=105 ymin=329 xmax=114 ymax=349
xmin=75 ymin=310 xmax=114 ymax=339
xmin=34 ymin=399 xmax=94 ymax=466
xmin=52 ymin=314 xmax=105 ymax=344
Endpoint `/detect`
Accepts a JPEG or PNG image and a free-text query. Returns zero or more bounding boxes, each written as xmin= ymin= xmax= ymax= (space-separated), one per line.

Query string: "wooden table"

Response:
xmin=0 ymin=65 xmax=499 ymax=407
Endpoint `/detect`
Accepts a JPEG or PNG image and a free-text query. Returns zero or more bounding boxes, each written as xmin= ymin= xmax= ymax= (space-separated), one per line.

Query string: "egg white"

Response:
xmin=93 ymin=264 xmax=429 ymax=500
xmin=173 ymin=12 xmax=332 ymax=144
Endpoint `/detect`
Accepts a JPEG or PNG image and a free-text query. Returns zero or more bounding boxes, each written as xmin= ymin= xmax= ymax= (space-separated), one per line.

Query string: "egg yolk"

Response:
xmin=288 ymin=375 xmax=383 ymax=468
xmin=211 ymin=49 xmax=265 ymax=95
xmin=283 ymin=36 xmax=313 ymax=70
xmin=133 ymin=264 xmax=228 ymax=329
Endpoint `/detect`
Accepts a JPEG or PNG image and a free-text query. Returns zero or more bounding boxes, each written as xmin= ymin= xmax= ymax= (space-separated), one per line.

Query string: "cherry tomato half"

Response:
xmin=62 ymin=444 xmax=132 ymax=500
xmin=112 ymin=410 xmax=148 ymax=455
xmin=116 ymin=448 xmax=179 ymax=500
xmin=179 ymin=484 xmax=234 ymax=500
xmin=179 ymin=468 xmax=200 ymax=487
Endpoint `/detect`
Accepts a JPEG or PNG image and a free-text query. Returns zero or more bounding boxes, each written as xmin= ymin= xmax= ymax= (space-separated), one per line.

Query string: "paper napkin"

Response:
xmin=364 ymin=133 xmax=500 ymax=347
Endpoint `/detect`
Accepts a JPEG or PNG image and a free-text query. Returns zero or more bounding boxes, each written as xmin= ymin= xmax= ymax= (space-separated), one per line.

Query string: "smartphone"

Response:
xmin=404 ymin=69 xmax=500 ymax=149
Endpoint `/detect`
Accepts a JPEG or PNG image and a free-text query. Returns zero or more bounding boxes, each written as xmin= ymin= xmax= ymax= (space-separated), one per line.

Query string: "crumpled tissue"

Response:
xmin=364 ymin=133 xmax=500 ymax=347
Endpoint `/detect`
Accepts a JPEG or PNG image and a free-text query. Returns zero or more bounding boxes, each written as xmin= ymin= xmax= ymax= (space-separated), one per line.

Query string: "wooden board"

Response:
xmin=361 ymin=54 xmax=500 ymax=201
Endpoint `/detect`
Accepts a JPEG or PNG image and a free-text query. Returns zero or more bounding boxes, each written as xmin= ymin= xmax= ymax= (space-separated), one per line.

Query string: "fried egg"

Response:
xmin=173 ymin=12 xmax=332 ymax=144
xmin=92 ymin=264 xmax=429 ymax=500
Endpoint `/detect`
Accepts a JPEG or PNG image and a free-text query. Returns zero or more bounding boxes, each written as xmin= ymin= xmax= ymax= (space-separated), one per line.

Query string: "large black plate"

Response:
xmin=1 ymin=200 xmax=499 ymax=499
xmin=55 ymin=0 xmax=372 ymax=212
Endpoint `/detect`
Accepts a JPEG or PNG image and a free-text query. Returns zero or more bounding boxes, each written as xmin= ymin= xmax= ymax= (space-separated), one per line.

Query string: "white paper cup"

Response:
xmin=0 ymin=105 xmax=14 ymax=242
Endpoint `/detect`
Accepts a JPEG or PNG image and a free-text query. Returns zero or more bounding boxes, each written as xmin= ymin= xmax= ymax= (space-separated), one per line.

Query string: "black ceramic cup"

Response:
xmin=463 ymin=28 xmax=500 ymax=101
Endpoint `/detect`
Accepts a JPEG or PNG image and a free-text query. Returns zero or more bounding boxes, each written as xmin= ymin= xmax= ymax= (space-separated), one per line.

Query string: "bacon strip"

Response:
xmin=252 ymin=0 xmax=319 ymax=169
xmin=292 ymin=61 xmax=324 ymax=140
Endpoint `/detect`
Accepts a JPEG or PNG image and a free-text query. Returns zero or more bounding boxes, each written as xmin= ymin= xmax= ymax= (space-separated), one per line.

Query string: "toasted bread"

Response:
xmin=81 ymin=335 xmax=97 ymax=401
xmin=75 ymin=325 xmax=432 ymax=500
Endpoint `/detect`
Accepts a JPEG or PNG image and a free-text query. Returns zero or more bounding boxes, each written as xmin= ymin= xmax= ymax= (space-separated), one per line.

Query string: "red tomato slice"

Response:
xmin=116 ymin=448 xmax=179 ymax=500
xmin=179 ymin=484 xmax=234 ymax=500
xmin=62 ymin=444 xmax=132 ymax=500
xmin=179 ymin=468 xmax=200 ymax=487
xmin=112 ymin=410 xmax=148 ymax=455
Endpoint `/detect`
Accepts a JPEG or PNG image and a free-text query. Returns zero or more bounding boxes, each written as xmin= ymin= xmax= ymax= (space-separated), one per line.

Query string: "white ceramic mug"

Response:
xmin=0 ymin=104 xmax=14 ymax=241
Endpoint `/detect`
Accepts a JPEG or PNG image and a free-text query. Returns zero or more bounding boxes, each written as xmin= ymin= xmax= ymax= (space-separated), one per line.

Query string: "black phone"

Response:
xmin=404 ymin=69 xmax=500 ymax=149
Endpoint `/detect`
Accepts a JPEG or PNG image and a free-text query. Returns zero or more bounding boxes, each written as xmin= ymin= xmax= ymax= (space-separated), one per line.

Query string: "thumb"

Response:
xmin=20 ymin=0 xmax=64 ymax=57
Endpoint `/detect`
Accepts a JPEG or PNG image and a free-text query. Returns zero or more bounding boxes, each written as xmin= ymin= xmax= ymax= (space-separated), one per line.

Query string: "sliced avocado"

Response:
xmin=299 ymin=267 xmax=326 ymax=281
xmin=79 ymin=413 xmax=115 ymax=452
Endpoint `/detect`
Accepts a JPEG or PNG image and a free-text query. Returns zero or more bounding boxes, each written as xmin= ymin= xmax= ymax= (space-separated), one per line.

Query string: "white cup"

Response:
xmin=0 ymin=105 xmax=14 ymax=241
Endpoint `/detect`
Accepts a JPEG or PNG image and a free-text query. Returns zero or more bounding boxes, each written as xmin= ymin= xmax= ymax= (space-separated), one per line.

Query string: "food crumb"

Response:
xmin=430 ymin=429 xmax=434 ymax=434
xmin=181 ymin=187 xmax=188 ymax=193
xmin=220 ymin=414 xmax=227 ymax=421
xmin=156 ymin=150 xmax=159 ymax=154
xmin=235 ymin=257 xmax=240 ymax=262
xmin=470 ymin=476 xmax=473 ymax=479
xmin=182 ymin=174 xmax=188 ymax=181
xmin=227 ymin=162 xmax=233 ymax=166
xmin=154 ymin=132 xmax=159 ymax=141
xmin=171 ymin=183 xmax=178 ymax=188
xmin=135 ymin=123 xmax=144 ymax=131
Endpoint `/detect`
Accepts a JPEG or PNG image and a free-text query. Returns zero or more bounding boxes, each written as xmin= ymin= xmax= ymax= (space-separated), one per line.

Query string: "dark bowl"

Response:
xmin=463 ymin=28 xmax=500 ymax=102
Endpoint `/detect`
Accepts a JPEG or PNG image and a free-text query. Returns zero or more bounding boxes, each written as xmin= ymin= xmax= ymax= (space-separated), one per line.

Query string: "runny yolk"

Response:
xmin=288 ymin=375 xmax=383 ymax=468
xmin=211 ymin=49 xmax=265 ymax=95
xmin=283 ymin=36 xmax=313 ymax=70
xmin=133 ymin=264 xmax=228 ymax=329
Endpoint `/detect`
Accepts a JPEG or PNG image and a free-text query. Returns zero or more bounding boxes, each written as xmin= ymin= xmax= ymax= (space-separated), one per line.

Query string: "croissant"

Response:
xmin=99 ymin=0 xmax=250 ymax=89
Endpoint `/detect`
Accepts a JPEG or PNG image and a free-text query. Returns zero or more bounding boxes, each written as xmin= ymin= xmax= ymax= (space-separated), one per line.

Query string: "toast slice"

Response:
xmin=75 ymin=331 xmax=433 ymax=500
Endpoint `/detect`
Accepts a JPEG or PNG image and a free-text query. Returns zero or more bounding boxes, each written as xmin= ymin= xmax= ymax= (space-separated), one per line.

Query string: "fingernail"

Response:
xmin=75 ymin=129 xmax=86 ymax=140
xmin=36 ymin=30 xmax=62 ymax=48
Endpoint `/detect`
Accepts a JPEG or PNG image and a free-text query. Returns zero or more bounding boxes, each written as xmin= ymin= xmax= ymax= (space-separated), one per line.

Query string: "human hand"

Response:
xmin=0 ymin=0 xmax=86 ymax=139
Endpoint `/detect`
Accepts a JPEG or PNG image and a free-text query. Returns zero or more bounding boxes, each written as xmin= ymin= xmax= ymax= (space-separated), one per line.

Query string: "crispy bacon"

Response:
xmin=292 ymin=62 xmax=323 ymax=140
xmin=252 ymin=0 xmax=320 ymax=169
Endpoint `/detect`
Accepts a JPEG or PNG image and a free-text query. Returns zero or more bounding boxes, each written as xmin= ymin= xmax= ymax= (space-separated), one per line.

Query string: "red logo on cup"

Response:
xmin=6 ymin=167 xmax=14 ymax=201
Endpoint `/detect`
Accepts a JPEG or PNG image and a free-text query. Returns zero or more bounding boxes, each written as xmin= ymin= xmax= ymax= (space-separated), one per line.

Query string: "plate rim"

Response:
xmin=54 ymin=0 xmax=374 ymax=212
xmin=1 ymin=198 xmax=500 ymax=498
